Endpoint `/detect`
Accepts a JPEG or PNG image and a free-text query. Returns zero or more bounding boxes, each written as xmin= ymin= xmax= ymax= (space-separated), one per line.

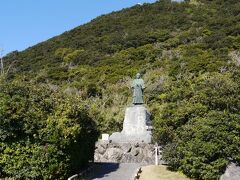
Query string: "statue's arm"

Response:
xmin=141 ymin=79 xmax=145 ymax=89
xmin=131 ymin=81 xmax=135 ymax=89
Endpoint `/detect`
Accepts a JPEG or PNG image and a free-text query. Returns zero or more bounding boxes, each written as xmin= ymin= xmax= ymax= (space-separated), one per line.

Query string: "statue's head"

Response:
xmin=136 ymin=73 xmax=141 ymax=79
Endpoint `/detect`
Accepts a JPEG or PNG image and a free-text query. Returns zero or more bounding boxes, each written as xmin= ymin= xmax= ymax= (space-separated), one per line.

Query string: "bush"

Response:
xmin=0 ymin=80 xmax=99 ymax=179
xmin=153 ymin=73 xmax=240 ymax=179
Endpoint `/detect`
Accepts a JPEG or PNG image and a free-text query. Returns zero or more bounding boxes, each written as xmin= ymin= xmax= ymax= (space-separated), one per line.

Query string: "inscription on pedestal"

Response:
xmin=109 ymin=105 xmax=152 ymax=143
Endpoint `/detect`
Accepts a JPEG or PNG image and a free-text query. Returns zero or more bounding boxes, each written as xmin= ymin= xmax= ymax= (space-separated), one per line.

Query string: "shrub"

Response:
xmin=0 ymin=80 xmax=99 ymax=179
xmin=153 ymin=73 xmax=240 ymax=179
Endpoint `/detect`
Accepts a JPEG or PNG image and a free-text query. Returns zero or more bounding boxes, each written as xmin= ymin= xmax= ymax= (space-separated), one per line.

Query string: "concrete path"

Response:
xmin=89 ymin=163 xmax=141 ymax=180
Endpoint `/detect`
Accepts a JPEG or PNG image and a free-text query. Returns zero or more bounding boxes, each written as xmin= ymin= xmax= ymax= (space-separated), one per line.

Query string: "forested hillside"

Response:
xmin=1 ymin=0 xmax=240 ymax=179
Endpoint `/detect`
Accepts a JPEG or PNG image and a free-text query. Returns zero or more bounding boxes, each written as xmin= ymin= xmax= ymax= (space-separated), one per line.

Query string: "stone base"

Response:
xmin=109 ymin=105 xmax=152 ymax=143
xmin=110 ymin=131 xmax=152 ymax=143
xmin=94 ymin=141 xmax=163 ymax=165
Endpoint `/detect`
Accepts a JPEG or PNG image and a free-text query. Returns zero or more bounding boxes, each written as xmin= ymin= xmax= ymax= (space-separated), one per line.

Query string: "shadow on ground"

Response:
xmin=89 ymin=163 xmax=120 ymax=179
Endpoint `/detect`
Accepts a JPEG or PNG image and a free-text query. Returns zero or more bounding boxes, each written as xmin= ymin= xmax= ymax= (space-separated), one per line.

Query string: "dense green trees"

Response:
xmin=152 ymin=72 xmax=240 ymax=179
xmin=2 ymin=0 xmax=240 ymax=179
xmin=0 ymin=80 xmax=99 ymax=179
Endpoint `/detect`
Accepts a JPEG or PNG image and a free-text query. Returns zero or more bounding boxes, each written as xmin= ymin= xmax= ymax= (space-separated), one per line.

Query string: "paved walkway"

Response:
xmin=89 ymin=163 xmax=141 ymax=180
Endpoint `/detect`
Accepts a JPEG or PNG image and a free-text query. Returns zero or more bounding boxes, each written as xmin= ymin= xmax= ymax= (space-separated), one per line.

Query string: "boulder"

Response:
xmin=220 ymin=163 xmax=240 ymax=180
xmin=121 ymin=143 xmax=132 ymax=153
xmin=104 ymin=148 xmax=123 ymax=161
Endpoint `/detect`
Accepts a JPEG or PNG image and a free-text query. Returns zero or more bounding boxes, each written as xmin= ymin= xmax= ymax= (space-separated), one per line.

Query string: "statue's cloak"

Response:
xmin=131 ymin=78 xmax=144 ymax=104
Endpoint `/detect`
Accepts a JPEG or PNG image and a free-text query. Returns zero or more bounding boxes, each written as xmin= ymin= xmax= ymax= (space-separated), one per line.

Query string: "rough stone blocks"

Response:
xmin=94 ymin=141 xmax=159 ymax=165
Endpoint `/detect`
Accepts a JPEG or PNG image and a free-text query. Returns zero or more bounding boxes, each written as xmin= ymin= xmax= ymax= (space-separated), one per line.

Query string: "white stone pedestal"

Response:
xmin=109 ymin=105 xmax=152 ymax=143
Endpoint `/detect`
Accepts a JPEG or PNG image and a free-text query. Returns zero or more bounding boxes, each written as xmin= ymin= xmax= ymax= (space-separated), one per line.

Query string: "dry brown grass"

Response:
xmin=139 ymin=165 xmax=190 ymax=180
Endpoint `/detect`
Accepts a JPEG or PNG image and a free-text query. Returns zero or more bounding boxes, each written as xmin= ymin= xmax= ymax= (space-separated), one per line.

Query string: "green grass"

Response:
xmin=139 ymin=165 xmax=190 ymax=180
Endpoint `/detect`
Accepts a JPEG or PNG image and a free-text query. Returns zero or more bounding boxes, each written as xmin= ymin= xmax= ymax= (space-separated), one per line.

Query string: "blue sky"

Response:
xmin=0 ymin=0 xmax=182 ymax=56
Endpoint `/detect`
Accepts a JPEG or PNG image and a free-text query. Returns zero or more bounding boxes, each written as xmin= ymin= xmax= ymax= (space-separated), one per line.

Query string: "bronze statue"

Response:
xmin=131 ymin=73 xmax=145 ymax=105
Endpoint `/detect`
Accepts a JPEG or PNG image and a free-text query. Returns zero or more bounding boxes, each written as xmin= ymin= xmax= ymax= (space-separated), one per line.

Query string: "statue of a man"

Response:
xmin=131 ymin=73 xmax=145 ymax=105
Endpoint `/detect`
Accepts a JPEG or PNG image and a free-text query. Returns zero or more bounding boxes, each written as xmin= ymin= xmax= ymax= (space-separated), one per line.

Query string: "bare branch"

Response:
xmin=0 ymin=49 xmax=4 ymax=75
